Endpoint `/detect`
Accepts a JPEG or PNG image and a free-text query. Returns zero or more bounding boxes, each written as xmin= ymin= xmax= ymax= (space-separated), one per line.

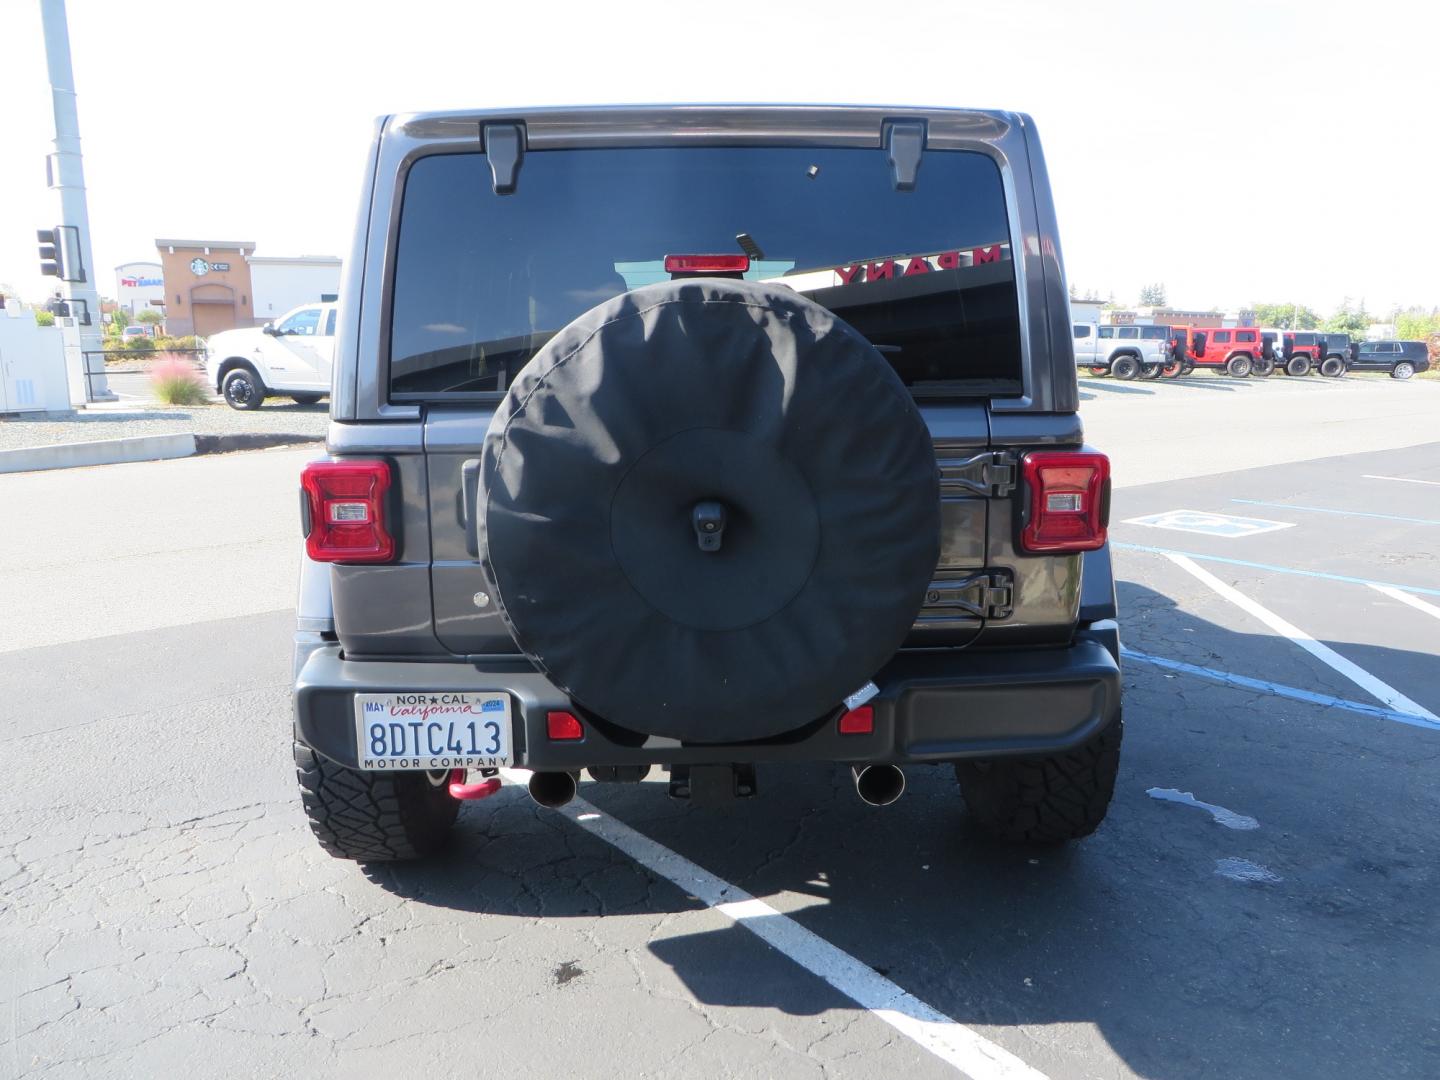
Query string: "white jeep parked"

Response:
xmin=205 ymin=302 xmax=336 ymax=409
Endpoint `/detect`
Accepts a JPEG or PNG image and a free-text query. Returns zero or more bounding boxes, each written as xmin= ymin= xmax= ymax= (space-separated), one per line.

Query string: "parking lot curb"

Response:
xmin=0 ymin=431 xmax=323 ymax=474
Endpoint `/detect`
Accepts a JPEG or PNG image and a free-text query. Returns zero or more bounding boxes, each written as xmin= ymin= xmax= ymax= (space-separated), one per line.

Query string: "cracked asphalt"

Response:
xmin=2 ymin=381 xmax=1439 ymax=1078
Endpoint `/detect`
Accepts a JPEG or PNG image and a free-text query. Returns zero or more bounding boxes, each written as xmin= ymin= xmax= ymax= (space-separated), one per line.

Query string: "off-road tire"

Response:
xmin=1251 ymin=356 xmax=1275 ymax=377
xmin=1392 ymin=361 xmax=1415 ymax=380
xmin=1110 ymin=355 xmax=1140 ymax=380
xmin=1137 ymin=361 xmax=1162 ymax=380
xmin=290 ymin=392 xmax=324 ymax=405
xmin=222 ymin=365 xmax=266 ymax=411
xmin=294 ymin=743 xmax=460 ymax=862
xmin=1160 ymin=359 xmax=1184 ymax=378
xmin=1320 ymin=356 xmax=1346 ymax=378
xmin=1088 ymin=365 xmax=1108 ymax=377
xmin=1285 ymin=355 xmax=1312 ymax=377
xmin=955 ymin=711 xmax=1123 ymax=845
xmin=1226 ymin=355 xmax=1252 ymax=378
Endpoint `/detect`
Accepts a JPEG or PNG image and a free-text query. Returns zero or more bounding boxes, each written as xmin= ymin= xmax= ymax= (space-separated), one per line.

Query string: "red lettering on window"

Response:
xmin=972 ymin=245 xmax=1002 ymax=264
xmin=936 ymin=250 xmax=960 ymax=270
xmin=867 ymin=259 xmax=896 ymax=281
xmin=836 ymin=264 xmax=864 ymax=285
xmin=902 ymin=257 xmax=932 ymax=276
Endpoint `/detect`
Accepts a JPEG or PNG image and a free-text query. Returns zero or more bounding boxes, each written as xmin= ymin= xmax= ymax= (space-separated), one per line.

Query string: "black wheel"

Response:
xmin=1320 ymin=356 xmax=1346 ymax=378
xmin=222 ymin=366 xmax=266 ymax=410
xmin=1181 ymin=360 xmax=1196 ymax=375
xmin=290 ymin=392 xmax=324 ymax=405
xmin=1160 ymin=359 xmax=1184 ymax=379
xmin=1110 ymin=355 xmax=1140 ymax=380
xmin=1392 ymin=361 xmax=1416 ymax=380
xmin=1137 ymin=361 xmax=1162 ymax=380
xmin=1285 ymin=355 xmax=1312 ymax=377
xmin=1226 ymin=355 xmax=1252 ymax=378
xmin=294 ymin=743 xmax=460 ymax=862
xmin=955 ymin=711 xmax=1123 ymax=845
xmin=1250 ymin=356 xmax=1275 ymax=377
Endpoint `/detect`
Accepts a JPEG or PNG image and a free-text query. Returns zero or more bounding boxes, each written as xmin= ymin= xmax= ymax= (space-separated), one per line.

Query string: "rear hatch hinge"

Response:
xmin=937 ymin=450 xmax=1016 ymax=497
xmin=919 ymin=569 xmax=1015 ymax=622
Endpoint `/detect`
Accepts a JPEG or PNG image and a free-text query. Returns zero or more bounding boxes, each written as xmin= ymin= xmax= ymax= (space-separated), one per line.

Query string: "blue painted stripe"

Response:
xmin=1231 ymin=499 xmax=1440 ymax=527
xmin=1122 ymin=648 xmax=1440 ymax=732
xmin=1111 ymin=541 xmax=1440 ymax=597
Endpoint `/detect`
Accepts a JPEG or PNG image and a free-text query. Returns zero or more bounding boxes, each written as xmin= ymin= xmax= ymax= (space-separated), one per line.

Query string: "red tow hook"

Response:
xmin=448 ymin=770 xmax=502 ymax=800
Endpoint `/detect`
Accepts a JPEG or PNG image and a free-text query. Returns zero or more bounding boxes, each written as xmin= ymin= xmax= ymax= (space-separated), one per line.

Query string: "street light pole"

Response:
xmin=39 ymin=0 xmax=113 ymax=401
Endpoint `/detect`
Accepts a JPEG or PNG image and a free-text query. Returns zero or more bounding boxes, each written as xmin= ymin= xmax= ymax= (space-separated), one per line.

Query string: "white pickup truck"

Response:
xmin=1072 ymin=322 xmax=1175 ymax=380
xmin=205 ymin=302 xmax=336 ymax=409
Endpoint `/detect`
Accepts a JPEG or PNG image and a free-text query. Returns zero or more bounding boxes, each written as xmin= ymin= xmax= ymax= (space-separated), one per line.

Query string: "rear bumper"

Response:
xmin=294 ymin=630 xmax=1121 ymax=771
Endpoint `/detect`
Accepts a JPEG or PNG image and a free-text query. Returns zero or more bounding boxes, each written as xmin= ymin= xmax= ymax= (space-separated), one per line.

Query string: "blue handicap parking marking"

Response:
xmin=1122 ymin=509 xmax=1295 ymax=538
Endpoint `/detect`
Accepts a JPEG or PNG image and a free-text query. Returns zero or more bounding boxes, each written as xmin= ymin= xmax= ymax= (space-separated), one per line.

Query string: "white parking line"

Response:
xmin=1371 ymin=584 xmax=1440 ymax=622
xmin=1165 ymin=554 xmax=1439 ymax=722
xmin=1362 ymin=474 xmax=1440 ymax=488
xmin=499 ymin=769 xmax=1048 ymax=1080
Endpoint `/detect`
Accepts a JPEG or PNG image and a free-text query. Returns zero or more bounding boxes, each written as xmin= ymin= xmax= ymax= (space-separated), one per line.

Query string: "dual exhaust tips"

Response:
xmin=522 ymin=765 xmax=905 ymax=808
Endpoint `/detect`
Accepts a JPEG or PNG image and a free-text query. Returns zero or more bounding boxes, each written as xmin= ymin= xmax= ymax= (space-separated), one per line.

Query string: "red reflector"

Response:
xmin=1020 ymin=451 xmax=1110 ymax=553
xmin=300 ymin=460 xmax=395 ymax=564
xmin=547 ymin=711 xmax=584 ymax=741
xmin=663 ymin=253 xmax=751 ymax=274
xmin=838 ymin=705 xmax=874 ymax=735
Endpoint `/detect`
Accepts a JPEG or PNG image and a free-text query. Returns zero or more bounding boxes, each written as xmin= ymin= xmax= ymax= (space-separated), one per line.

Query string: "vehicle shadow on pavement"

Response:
xmin=362 ymin=581 xmax=1438 ymax=1079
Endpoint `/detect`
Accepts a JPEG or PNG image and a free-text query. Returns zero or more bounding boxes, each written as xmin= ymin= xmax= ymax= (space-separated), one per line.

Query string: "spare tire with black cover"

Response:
xmin=479 ymin=279 xmax=940 ymax=743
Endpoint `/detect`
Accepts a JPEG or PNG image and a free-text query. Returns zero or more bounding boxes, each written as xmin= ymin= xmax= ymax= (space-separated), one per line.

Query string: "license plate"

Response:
xmin=353 ymin=692 xmax=512 ymax=771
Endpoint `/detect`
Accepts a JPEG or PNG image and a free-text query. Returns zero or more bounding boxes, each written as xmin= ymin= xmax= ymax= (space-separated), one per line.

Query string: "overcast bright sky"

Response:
xmin=1 ymin=0 xmax=1435 ymax=315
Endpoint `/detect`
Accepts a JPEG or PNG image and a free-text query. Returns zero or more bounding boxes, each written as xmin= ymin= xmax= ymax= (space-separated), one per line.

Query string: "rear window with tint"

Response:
xmin=1139 ymin=326 xmax=1169 ymax=339
xmin=388 ymin=146 xmax=1022 ymax=399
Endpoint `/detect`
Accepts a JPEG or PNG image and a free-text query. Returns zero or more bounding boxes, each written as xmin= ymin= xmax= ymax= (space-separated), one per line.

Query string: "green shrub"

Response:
xmin=34 ymin=310 xmax=55 ymax=327
xmin=153 ymin=334 xmax=202 ymax=352
xmin=122 ymin=335 xmax=156 ymax=353
xmin=149 ymin=354 xmax=209 ymax=405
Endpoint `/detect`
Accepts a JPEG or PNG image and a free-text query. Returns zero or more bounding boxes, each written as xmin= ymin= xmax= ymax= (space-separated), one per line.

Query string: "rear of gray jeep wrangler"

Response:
xmin=291 ymin=105 xmax=1122 ymax=862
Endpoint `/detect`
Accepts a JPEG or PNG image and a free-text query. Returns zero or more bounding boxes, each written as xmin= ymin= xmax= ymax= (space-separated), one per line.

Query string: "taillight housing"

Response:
xmin=1019 ymin=451 xmax=1110 ymax=553
xmin=300 ymin=460 xmax=395 ymax=564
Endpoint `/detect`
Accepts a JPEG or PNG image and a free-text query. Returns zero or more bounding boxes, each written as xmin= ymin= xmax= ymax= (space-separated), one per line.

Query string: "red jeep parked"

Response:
xmin=1281 ymin=332 xmax=1325 ymax=376
xmin=1185 ymin=327 xmax=1280 ymax=378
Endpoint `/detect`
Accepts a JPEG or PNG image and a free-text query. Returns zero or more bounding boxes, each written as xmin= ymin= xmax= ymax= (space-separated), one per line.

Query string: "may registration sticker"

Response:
xmin=353 ymin=692 xmax=512 ymax=771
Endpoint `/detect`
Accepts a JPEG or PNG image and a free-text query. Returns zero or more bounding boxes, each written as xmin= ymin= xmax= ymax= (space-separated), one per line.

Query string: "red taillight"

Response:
xmin=663 ymin=254 xmax=751 ymax=274
xmin=838 ymin=705 xmax=875 ymax=735
xmin=300 ymin=460 xmax=395 ymax=564
xmin=546 ymin=711 xmax=584 ymax=741
xmin=1020 ymin=451 xmax=1110 ymax=553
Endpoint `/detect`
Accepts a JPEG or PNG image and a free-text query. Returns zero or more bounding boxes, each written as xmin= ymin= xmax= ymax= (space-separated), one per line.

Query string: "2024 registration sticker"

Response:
xmin=353 ymin=692 xmax=512 ymax=771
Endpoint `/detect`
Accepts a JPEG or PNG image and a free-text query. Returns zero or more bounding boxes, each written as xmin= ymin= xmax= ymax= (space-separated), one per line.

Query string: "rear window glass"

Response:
xmin=388 ymin=146 xmax=1022 ymax=399
xmin=1139 ymin=326 xmax=1169 ymax=339
xmin=1237 ymin=330 xmax=1256 ymax=342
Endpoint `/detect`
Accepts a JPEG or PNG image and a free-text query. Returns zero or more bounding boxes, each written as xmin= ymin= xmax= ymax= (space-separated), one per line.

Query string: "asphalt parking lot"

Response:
xmin=2 ymin=377 xmax=1438 ymax=1078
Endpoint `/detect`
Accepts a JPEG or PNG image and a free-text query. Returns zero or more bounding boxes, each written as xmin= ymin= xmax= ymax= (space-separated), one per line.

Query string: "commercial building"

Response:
xmin=113 ymin=261 xmax=165 ymax=317
xmin=1103 ymin=306 xmax=1252 ymax=328
xmin=147 ymin=241 xmax=343 ymax=336
xmin=248 ymin=256 xmax=341 ymax=323
xmin=155 ymin=239 xmax=257 ymax=337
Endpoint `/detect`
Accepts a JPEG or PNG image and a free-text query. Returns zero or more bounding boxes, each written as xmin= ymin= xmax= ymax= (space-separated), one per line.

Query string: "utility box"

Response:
xmin=0 ymin=309 xmax=73 ymax=415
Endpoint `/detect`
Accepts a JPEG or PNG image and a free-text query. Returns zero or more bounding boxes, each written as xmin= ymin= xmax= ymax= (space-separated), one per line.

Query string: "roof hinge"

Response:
xmin=883 ymin=119 xmax=926 ymax=192
xmin=483 ymin=122 xmax=526 ymax=195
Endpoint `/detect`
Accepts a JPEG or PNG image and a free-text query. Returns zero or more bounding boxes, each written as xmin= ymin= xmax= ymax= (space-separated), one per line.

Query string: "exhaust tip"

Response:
xmin=852 ymin=764 xmax=905 ymax=807
xmin=528 ymin=770 xmax=578 ymax=809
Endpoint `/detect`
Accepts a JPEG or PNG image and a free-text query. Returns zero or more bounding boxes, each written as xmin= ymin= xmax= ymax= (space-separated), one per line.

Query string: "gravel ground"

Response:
xmin=0 ymin=402 xmax=328 ymax=451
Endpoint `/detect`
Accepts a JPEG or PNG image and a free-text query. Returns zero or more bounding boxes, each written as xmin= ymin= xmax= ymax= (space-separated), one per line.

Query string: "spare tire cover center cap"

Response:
xmin=610 ymin=427 xmax=820 ymax=632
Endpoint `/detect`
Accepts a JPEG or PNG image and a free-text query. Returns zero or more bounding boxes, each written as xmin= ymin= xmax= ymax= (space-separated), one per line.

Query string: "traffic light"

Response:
xmin=37 ymin=225 xmax=85 ymax=282
xmin=38 ymin=229 xmax=60 ymax=277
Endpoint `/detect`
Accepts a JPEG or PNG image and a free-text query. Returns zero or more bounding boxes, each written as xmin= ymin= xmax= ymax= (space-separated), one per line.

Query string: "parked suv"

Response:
xmin=1186 ymin=327 xmax=1275 ymax=377
xmin=1351 ymin=340 xmax=1430 ymax=379
xmin=292 ymin=106 xmax=1123 ymax=862
xmin=1280 ymin=331 xmax=1325 ymax=377
xmin=1321 ymin=333 xmax=1351 ymax=377
xmin=1073 ymin=322 xmax=1174 ymax=379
